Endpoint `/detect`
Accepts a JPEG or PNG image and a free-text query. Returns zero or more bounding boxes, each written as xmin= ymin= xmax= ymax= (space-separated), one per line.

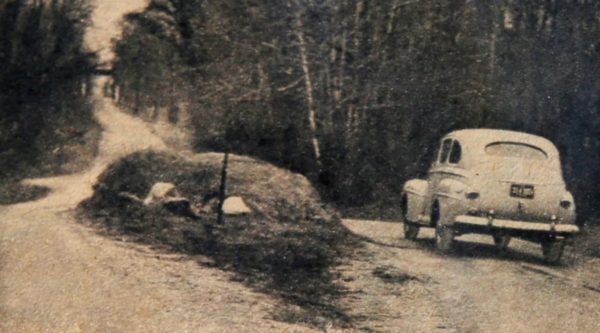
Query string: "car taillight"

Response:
xmin=466 ymin=192 xmax=480 ymax=200
xmin=560 ymin=200 xmax=571 ymax=209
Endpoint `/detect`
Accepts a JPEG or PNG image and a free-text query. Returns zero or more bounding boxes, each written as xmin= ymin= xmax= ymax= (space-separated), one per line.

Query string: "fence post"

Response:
xmin=216 ymin=151 xmax=229 ymax=225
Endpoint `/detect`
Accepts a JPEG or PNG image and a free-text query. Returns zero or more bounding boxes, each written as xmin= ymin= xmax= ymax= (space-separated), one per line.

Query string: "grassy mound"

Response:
xmin=79 ymin=150 xmax=358 ymax=326
xmin=0 ymin=183 xmax=50 ymax=205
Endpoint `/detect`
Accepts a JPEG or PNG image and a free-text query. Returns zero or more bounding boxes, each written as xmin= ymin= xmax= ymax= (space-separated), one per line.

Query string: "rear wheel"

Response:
xmin=541 ymin=237 xmax=565 ymax=264
xmin=435 ymin=224 xmax=454 ymax=253
xmin=404 ymin=223 xmax=420 ymax=240
xmin=432 ymin=201 xmax=454 ymax=253
xmin=493 ymin=233 xmax=511 ymax=251
xmin=401 ymin=195 xmax=419 ymax=240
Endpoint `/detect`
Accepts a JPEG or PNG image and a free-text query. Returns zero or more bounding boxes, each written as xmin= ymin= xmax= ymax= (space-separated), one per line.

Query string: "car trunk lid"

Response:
xmin=470 ymin=159 xmax=565 ymax=222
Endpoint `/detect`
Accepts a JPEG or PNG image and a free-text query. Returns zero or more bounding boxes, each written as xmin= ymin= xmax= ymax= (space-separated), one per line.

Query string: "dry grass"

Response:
xmin=0 ymin=183 xmax=50 ymax=205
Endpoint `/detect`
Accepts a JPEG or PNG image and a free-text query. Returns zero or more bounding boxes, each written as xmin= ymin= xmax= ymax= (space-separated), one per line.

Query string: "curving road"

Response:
xmin=0 ymin=79 xmax=316 ymax=333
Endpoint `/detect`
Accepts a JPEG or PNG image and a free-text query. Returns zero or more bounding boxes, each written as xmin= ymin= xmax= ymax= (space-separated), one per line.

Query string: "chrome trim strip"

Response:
xmin=404 ymin=188 xmax=425 ymax=196
xmin=429 ymin=169 xmax=468 ymax=178
xmin=454 ymin=215 xmax=579 ymax=233
xmin=434 ymin=192 xmax=462 ymax=200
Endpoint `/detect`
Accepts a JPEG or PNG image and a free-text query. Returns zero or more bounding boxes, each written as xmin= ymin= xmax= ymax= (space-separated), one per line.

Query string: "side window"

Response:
xmin=449 ymin=140 xmax=462 ymax=164
xmin=439 ymin=139 xmax=452 ymax=163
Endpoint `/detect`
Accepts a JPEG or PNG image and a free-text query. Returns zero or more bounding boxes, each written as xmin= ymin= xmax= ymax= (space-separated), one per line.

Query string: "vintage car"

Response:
xmin=401 ymin=129 xmax=579 ymax=263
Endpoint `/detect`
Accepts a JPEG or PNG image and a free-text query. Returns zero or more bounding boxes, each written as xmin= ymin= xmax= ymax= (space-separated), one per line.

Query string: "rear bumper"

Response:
xmin=454 ymin=215 xmax=579 ymax=234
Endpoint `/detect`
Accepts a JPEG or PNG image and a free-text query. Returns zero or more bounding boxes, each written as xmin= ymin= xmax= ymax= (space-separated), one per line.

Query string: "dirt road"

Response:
xmin=0 ymin=3 xmax=317 ymax=331
xmin=0 ymin=79 xmax=316 ymax=333
xmin=341 ymin=219 xmax=600 ymax=332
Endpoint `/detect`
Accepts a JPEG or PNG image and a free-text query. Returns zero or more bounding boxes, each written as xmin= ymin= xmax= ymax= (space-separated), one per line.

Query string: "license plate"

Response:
xmin=510 ymin=184 xmax=535 ymax=199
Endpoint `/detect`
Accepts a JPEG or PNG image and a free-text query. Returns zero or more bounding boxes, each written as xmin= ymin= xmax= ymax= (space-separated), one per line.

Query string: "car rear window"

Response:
xmin=485 ymin=142 xmax=547 ymax=160
xmin=449 ymin=141 xmax=462 ymax=164
xmin=439 ymin=139 xmax=453 ymax=163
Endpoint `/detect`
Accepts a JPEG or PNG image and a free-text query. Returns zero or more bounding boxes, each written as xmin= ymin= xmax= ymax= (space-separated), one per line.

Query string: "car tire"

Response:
xmin=493 ymin=234 xmax=511 ymax=251
xmin=401 ymin=195 xmax=419 ymax=240
xmin=435 ymin=223 xmax=454 ymax=253
xmin=404 ymin=223 xmax=420 ymax=240
xmin=432 ymin=201 xmax=454 ymax=253
xmin=541 ymin=237 xmax=565 ymax=264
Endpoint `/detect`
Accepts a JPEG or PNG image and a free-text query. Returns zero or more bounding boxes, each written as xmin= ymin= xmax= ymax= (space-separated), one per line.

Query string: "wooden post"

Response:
xmin=216 ymin=151 xmax=229 ymax=225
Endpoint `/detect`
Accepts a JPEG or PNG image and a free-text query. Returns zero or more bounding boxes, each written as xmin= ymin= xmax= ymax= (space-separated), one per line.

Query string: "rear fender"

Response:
xmin=436 ymin=178 xmax=469 ymax=200
xmin=559 ymin=191 xmax=576 ymax=224
xmin=434 ymin=179 xmax=469 ymax=226
xmin=402 ymin=179 xmax=429 ymax=223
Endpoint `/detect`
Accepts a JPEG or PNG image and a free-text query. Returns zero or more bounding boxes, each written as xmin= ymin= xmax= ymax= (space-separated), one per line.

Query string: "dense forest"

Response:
xmin=0 ymin=0 xmax=95 ymax=179
xmin=113 ymin=0 xmax=600 ymax=222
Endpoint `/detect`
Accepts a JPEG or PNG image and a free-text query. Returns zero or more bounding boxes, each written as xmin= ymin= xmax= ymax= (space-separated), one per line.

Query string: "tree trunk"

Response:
xmin=294 ymin=12 xmax=322 ymax=167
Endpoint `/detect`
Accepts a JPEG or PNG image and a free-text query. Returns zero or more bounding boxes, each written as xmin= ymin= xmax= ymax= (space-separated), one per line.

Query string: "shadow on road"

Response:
xmin=454 ymin=240 xmax=548 ymax=265
xmin=411 ymin=237 xmax=550 ymax=266
xmin=357 ymin=231 xmax=550 ymax=266
xmin=342 ymin=219 xmax=575 ymax=267
xmin=354 ymin=234 xmax=421 ymax=250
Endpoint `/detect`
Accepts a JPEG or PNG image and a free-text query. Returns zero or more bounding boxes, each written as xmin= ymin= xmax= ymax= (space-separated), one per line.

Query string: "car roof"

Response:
xmin=444 ymin=129 xmax=559 ymax=156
